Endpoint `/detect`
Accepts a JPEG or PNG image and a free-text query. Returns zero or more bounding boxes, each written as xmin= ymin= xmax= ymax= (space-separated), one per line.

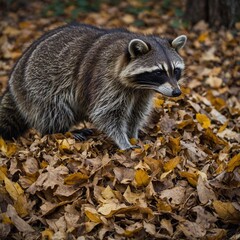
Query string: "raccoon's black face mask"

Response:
xmin=123 ymin=35 xmax=187 ymax=97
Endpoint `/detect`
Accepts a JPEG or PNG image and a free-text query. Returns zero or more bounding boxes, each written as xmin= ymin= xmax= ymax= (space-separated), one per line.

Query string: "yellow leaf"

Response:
xmin=3 ymin=175 xmax=23 ymax=201
xmin=64 ymin=172 xmax=89 ymax=185
xmin=177 ymin=118 xmax=194 ymax=129
xmin=198 ymin=32 xmax=209 ymax=42
xmin=169 ymin=136 xmax=181 ymax=155
xmin=58 ymin=139 xmax=71 ymax=153
xmin=0 ymin=166 xmax=7 ymax=177
xmin=213 ymin=200 xmax=240 ymax=222
xmin=215 ymin=163 xmax=225 ymax=174
xmin=218 ymin=120 xmax=229 ymax=133
xmin=181 ymin=87 xmax=191 ymax=95
xmin=204 ymin=128 xmax=227 ymax=146
xmin=0 ymin=168 xmax=6 ymax=180
xmin=19 ymin=21 xmax=33 ymax=29
xmin=143 ymin=143 xmax=150 ymax=151
xmin=1 ymin=213 xmax=12 ymax=224
xmin=196 ymin=113 xmax=211 ymax=129
xmin=157 ymin=199 xmax=172 ymax=212
xmin=0 ymin=137 xmax=17 ymax=157
xmin=226 ymin=153 xmax=240 ymax=172
xmin=130 ymin=138 xmax=138 ymax=145
xmin=14 ymin=194 xmax=29 ymax=217
xmin=135 ymin=169 xmax=150 ymax=187
xmin=154 ymin=98 xmax=164 ymax=108
xmin=0 ymin=137 xmax=9 ymax=153
xmin=85 ymin=208 xmax=102 ymax=223
xmin=42 ymin=229 xmax=54 ymax=239
xmin=179 ymin=171 xmax=198 ymax=187
xmin=207 ymin=92 xmax=226 ymax=111
xmin=40 ymin=161 xmax=48 ymax=169
xmin=163 ymin=156 xmax=181 ymax=172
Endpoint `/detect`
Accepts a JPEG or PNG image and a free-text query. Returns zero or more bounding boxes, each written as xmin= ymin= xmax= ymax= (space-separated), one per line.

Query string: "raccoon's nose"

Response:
xmin=172 ymin=88 xmax=181 ymax=97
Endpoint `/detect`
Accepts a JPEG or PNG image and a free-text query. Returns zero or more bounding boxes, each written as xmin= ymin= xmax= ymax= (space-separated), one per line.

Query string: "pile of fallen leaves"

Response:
xmin=0 ymin=1 xmax=240 ymax=239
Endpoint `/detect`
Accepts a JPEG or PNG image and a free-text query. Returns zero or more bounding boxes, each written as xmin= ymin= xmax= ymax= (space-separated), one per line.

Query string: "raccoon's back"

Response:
xmin=9 ymin=24 xmax=104 ymax=103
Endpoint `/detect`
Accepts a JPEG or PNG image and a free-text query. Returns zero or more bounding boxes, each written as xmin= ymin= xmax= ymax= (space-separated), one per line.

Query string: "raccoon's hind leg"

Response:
xmin=0 ymin=90 xmax=29 ymax=140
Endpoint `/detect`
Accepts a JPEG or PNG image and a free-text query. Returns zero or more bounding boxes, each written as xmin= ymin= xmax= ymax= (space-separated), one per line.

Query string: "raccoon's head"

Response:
xmin=120 ymin=35 xmax=187 ymax=97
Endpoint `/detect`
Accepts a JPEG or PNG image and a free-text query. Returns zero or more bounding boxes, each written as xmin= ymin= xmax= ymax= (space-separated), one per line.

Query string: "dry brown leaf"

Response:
xmin=123 ymin=186 xmax=145 ymax=205
xmin=159 ymin=114 xmax=176 ymax=134
xmin=27 ymin=165 xmax=69 ymax=194
xmin=160 ymin=219 xmax=173 ymax=236
xmin=101 ymin=185 xmax=118 ymax=200
xmin=85 ymin=206 xmax=102 ymax=223
xmin=6 ymin=205 xmax=34 ymax=232
xmin=218 ymin=129 xmax=240 ymax=143
xmin=206 ymin=76 xmax=223 ymax=88
xmin=210 ymin=108 xmax=227 ymax=124
xmin=160 ymin=186 xmax=185 ymax=205
xmin=97 ymin=201 xmax=127 ymax=216
xmin=85 ymin=221 xmax=100 ymax=233
xmin=23 ymin=157 xmax=39 ymax=175
xmin=143 ymin=221 xmax=156 ymax=235
xmin=113 ymin=167 xmax=135 ymax=184
xmin=206 ymin=228 xmax=227 ymax=240
xmin=213 ymin=200 xmax=240 ymax=222
xmin=197 ymin=174 xmax=216 ymax=204
xmin=64 ymin=172 xmax=89 ymax=185
xmin=124 ymin=222 xmax=142 ymax=237
xmin=178 ymin=220 xmax=206 ymax=238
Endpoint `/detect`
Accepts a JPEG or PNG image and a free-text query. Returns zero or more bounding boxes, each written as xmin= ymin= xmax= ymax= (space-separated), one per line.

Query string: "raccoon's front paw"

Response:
xmin=130 ymin=145 xmax=141 ymax=150
xmin=71 ymin=128 xmax=93 ymax=141
xmin=120 ymin=145 xmax=141 ymax=151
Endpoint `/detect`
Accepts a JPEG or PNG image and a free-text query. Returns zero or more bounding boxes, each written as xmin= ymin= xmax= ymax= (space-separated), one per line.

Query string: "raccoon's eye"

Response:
xmin=174 ymin=68 xmax=182 ymax=80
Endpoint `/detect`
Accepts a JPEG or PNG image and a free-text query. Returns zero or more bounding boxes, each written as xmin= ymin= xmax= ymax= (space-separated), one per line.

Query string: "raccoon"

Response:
xmin=0 ymin=23 xmax=187 ymax=150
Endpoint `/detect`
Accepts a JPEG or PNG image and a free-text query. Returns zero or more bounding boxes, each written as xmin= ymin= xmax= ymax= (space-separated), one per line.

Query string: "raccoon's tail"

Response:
xmin=0 ymin=89 xmax=29 ymax=140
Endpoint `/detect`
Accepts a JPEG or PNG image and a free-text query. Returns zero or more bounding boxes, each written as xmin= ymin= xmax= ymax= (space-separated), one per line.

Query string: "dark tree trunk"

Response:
xmin=184 ymin=0 xmax=240 ymax=28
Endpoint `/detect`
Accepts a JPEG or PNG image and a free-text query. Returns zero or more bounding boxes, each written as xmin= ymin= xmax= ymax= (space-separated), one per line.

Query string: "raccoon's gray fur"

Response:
xmin=0 ymin=23 xmax=187 ymax=150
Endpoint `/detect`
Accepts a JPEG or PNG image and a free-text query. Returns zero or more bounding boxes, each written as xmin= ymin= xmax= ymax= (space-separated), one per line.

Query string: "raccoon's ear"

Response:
xmin=128 ymin=39 xmax=150 ymax=58
xmin=171 ymin=35 xmax=187 ymax=50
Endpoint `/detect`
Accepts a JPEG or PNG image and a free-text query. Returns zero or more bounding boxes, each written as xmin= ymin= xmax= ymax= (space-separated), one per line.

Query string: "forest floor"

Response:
xmin=0 ymin=1 xmax=240 ymax=239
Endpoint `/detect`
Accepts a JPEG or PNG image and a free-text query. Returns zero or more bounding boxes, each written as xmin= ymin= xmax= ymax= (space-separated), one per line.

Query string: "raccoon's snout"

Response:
xmin=172 ymin=88 xmax=181 ymax=97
